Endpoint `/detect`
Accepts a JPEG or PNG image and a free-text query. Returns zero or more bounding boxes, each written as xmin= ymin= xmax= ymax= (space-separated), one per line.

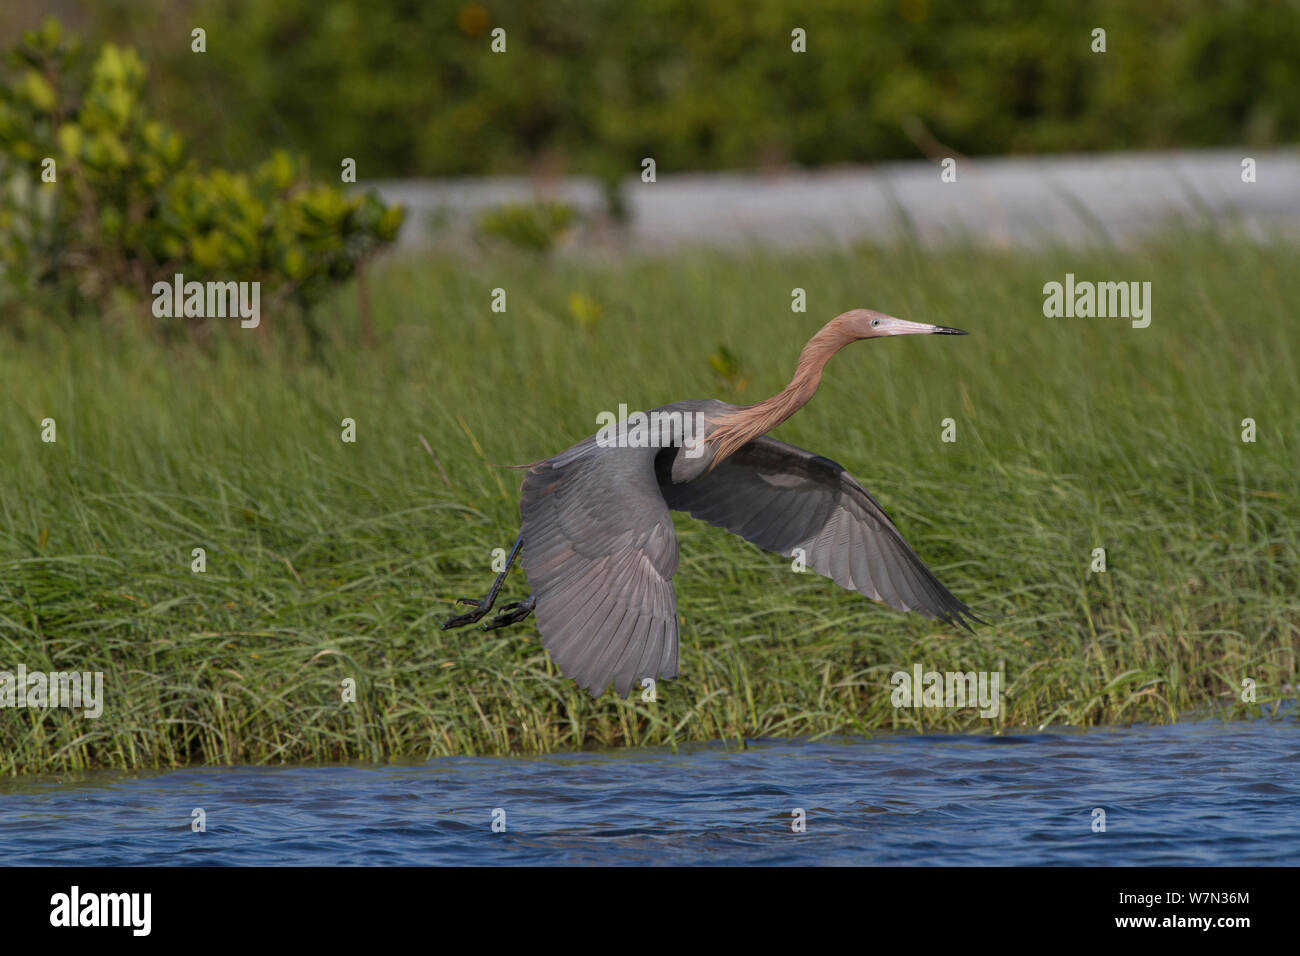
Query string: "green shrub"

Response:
xmin=0 ymin=18 xmax=404 ymax=329
xmin=477 ymin=200 xmax=576 ymax=254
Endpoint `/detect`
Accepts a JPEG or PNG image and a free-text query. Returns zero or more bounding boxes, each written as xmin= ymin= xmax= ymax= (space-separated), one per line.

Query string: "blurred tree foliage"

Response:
xmin=40 ymin=0 xmax=1300 ymax=186
xmin=0 ymin=19 xmax=404 ymax=328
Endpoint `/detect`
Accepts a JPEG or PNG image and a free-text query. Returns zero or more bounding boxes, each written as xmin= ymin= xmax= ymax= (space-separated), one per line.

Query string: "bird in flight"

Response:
xmin=443 ymin=309 xmax=983 ymax=697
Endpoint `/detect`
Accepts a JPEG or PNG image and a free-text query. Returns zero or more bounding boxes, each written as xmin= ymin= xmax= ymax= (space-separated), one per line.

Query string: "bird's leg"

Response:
xmin=441 ymin=532 xmax=523 ymax=629
xmin=483 ymin=595 xmax=536 ymax=630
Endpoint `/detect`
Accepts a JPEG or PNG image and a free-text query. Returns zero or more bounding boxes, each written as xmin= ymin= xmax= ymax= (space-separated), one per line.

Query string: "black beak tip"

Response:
xmin=934 ymin=326 xmax=968 ymax=335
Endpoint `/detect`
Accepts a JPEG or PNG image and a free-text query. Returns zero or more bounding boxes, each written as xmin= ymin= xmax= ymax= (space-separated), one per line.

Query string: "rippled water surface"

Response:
xmin=2 ymin=719 xmax=1296 ymax=865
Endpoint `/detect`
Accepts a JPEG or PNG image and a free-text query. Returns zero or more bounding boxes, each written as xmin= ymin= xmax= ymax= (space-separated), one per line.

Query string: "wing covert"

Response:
xmin=659 ymin=436 xmax=980 ymax=629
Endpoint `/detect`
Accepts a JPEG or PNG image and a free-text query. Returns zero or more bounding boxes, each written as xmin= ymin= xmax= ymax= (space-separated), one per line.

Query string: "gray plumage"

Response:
xmin=520 ymin=398 xmax=977 ymax=697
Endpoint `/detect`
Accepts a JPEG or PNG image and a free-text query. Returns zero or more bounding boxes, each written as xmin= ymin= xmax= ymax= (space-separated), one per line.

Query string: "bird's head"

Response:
xmin=841 ymin=308 xmax=967 ymax=339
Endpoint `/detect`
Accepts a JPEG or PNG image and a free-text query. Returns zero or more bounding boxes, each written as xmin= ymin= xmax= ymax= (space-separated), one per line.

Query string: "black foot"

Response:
xmin=483 ymin=597 xmax=536 ymax=630
xmin=442 ymin=598 xmax=490 ymax=629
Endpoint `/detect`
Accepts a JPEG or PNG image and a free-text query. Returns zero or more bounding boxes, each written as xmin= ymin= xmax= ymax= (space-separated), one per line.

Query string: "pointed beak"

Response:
xmin=879 ymin=317 xmax=969 ymax=336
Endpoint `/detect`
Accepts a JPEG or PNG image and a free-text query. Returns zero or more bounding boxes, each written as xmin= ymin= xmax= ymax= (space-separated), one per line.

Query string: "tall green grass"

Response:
xmin=1 ymin=231 xmax=1296 ymax=773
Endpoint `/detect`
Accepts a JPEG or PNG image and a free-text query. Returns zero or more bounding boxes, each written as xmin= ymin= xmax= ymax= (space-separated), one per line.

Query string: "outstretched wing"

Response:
xmin=521 ymin=440 xmax=680 ymax=697
xmin=658 ymin=436 xmax=980 ymax=629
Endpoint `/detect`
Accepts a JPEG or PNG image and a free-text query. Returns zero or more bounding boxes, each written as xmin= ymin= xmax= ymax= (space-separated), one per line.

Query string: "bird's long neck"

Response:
xmin=706 ymin=320 xmax=855 ymax=466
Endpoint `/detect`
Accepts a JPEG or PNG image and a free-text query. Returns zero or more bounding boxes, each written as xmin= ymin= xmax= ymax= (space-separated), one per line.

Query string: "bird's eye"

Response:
xmin=870 ymin=319 xmax=881 ymax=328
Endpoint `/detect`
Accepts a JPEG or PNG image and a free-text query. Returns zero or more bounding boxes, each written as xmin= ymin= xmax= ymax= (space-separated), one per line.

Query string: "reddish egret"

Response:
xmin=444 ymin=309 xmax=982 ymax=696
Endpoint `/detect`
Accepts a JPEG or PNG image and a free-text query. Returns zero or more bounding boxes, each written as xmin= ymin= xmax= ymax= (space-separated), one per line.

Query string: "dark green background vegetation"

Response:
xmin=4 ymin=0 xmax=1298 ymax=181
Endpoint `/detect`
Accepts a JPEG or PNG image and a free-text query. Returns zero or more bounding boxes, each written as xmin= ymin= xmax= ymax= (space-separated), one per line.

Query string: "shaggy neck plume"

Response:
xmin=706 ymin=316 xmax=858 ymax=466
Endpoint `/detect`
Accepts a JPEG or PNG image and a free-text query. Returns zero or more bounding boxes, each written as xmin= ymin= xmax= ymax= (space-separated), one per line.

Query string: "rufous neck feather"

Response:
xmin=705 ymin=316 xmax=858 ymax=466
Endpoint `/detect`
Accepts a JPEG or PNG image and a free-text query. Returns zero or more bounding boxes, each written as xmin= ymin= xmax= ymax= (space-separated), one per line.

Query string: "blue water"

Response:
xmin=1 ymin=718 xmax=1296 ymax=865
